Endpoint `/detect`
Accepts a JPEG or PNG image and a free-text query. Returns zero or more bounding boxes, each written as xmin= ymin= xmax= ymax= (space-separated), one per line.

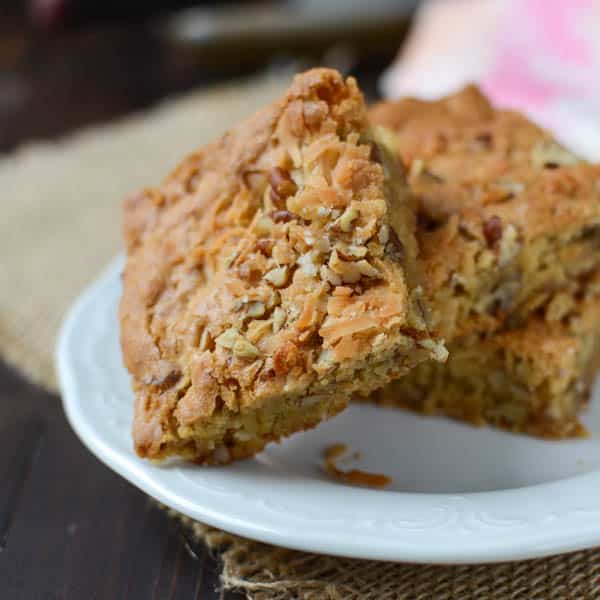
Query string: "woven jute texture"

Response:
xmin=175 ymin=514 xmax=600 ymax=600
xmin=3 ymin=71 xmax=600 ymax=599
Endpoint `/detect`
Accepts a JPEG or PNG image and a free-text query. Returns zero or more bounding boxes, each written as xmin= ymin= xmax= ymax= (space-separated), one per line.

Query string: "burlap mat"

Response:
xmin=3 ymin=72 xmax=600 ymax=599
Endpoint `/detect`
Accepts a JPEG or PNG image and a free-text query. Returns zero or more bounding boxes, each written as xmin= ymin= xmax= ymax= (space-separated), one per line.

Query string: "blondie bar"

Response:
xmin=368 ymin=86 xmax=600 ymax=436
xmin=370 ymin=86 xmax=600 ymax=341
xmin=120 ymin=69 xmax=445 ymax=464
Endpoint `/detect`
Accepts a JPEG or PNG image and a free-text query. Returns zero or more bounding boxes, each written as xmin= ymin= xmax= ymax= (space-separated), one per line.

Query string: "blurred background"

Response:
xmin=0 ymin=0 xmax=420 ymax=152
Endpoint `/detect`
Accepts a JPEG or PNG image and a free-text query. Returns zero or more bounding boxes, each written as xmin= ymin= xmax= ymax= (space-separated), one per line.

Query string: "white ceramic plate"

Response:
xmin=57 ymin=258 xmax=600 ymax=564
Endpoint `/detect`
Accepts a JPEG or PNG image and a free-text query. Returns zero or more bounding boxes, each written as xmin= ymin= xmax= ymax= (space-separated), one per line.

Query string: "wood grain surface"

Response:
xmin=0 ymin=360 xmax=246 ymax=599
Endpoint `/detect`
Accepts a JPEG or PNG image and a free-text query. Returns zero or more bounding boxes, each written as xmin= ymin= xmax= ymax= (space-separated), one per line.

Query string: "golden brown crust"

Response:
xmin=370 ymin=86 xmax=600 ymax=340
xmin=368 ymin=86 xmax=600 ymax=438
xmin=121 ymin=68 xmax=442 ymax=463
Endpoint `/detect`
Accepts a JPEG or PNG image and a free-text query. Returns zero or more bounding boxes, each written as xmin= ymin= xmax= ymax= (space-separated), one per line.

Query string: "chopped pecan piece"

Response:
xmin=255 ymin=239 xmax=274 ymax=256
xmin=483 ymin=215 xmax=503 ymax=249
xmin=270 ymin=209 xmax=296 ymax=223
xmin=473 ymin=131 xmax=493 ymax=149
xmin=268 ymin=167 xmax=298 ymax=208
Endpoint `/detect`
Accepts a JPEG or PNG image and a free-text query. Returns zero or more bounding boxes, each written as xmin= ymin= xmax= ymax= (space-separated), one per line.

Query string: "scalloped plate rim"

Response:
xmin=57 ymin=257 xmax=600 ymax=564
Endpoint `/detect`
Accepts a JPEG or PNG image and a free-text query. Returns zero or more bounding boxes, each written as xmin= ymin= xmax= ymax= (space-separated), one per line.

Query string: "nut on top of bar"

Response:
xmin=120 ymin=68 xmax=444 ymax=464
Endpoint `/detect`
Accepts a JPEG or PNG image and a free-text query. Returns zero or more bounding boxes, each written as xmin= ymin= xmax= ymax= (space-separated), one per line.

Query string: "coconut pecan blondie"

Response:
xmin=120 ymin=69 xmax=444 ymax=464
xmin=368 ymin=86 xmax=600 ymax=436
xmin=370 ymin=86 xmax=600 ymax=341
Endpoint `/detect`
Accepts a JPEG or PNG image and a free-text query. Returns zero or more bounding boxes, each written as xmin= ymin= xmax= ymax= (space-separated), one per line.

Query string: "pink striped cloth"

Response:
xmin=381 ymin=0 xmax=600 ymax=159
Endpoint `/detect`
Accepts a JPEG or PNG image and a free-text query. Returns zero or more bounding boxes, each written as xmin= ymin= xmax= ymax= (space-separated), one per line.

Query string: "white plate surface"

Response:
xmin=57 ymin=258 xmax=600 ymax=563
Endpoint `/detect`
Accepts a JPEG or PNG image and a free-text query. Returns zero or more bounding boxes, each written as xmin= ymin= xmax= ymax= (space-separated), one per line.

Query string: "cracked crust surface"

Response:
xmin=120 ymin=68 xmax=443 ymax=463
xmin=370 ymin=86 xmax=600 ymax=340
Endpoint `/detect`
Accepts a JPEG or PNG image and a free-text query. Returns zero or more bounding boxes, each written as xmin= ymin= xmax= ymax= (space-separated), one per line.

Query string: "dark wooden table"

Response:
xmin=0 ymin=361 xmax=228 ymax=599
xmin=0 ymin=4 xmax=404 ymax=597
